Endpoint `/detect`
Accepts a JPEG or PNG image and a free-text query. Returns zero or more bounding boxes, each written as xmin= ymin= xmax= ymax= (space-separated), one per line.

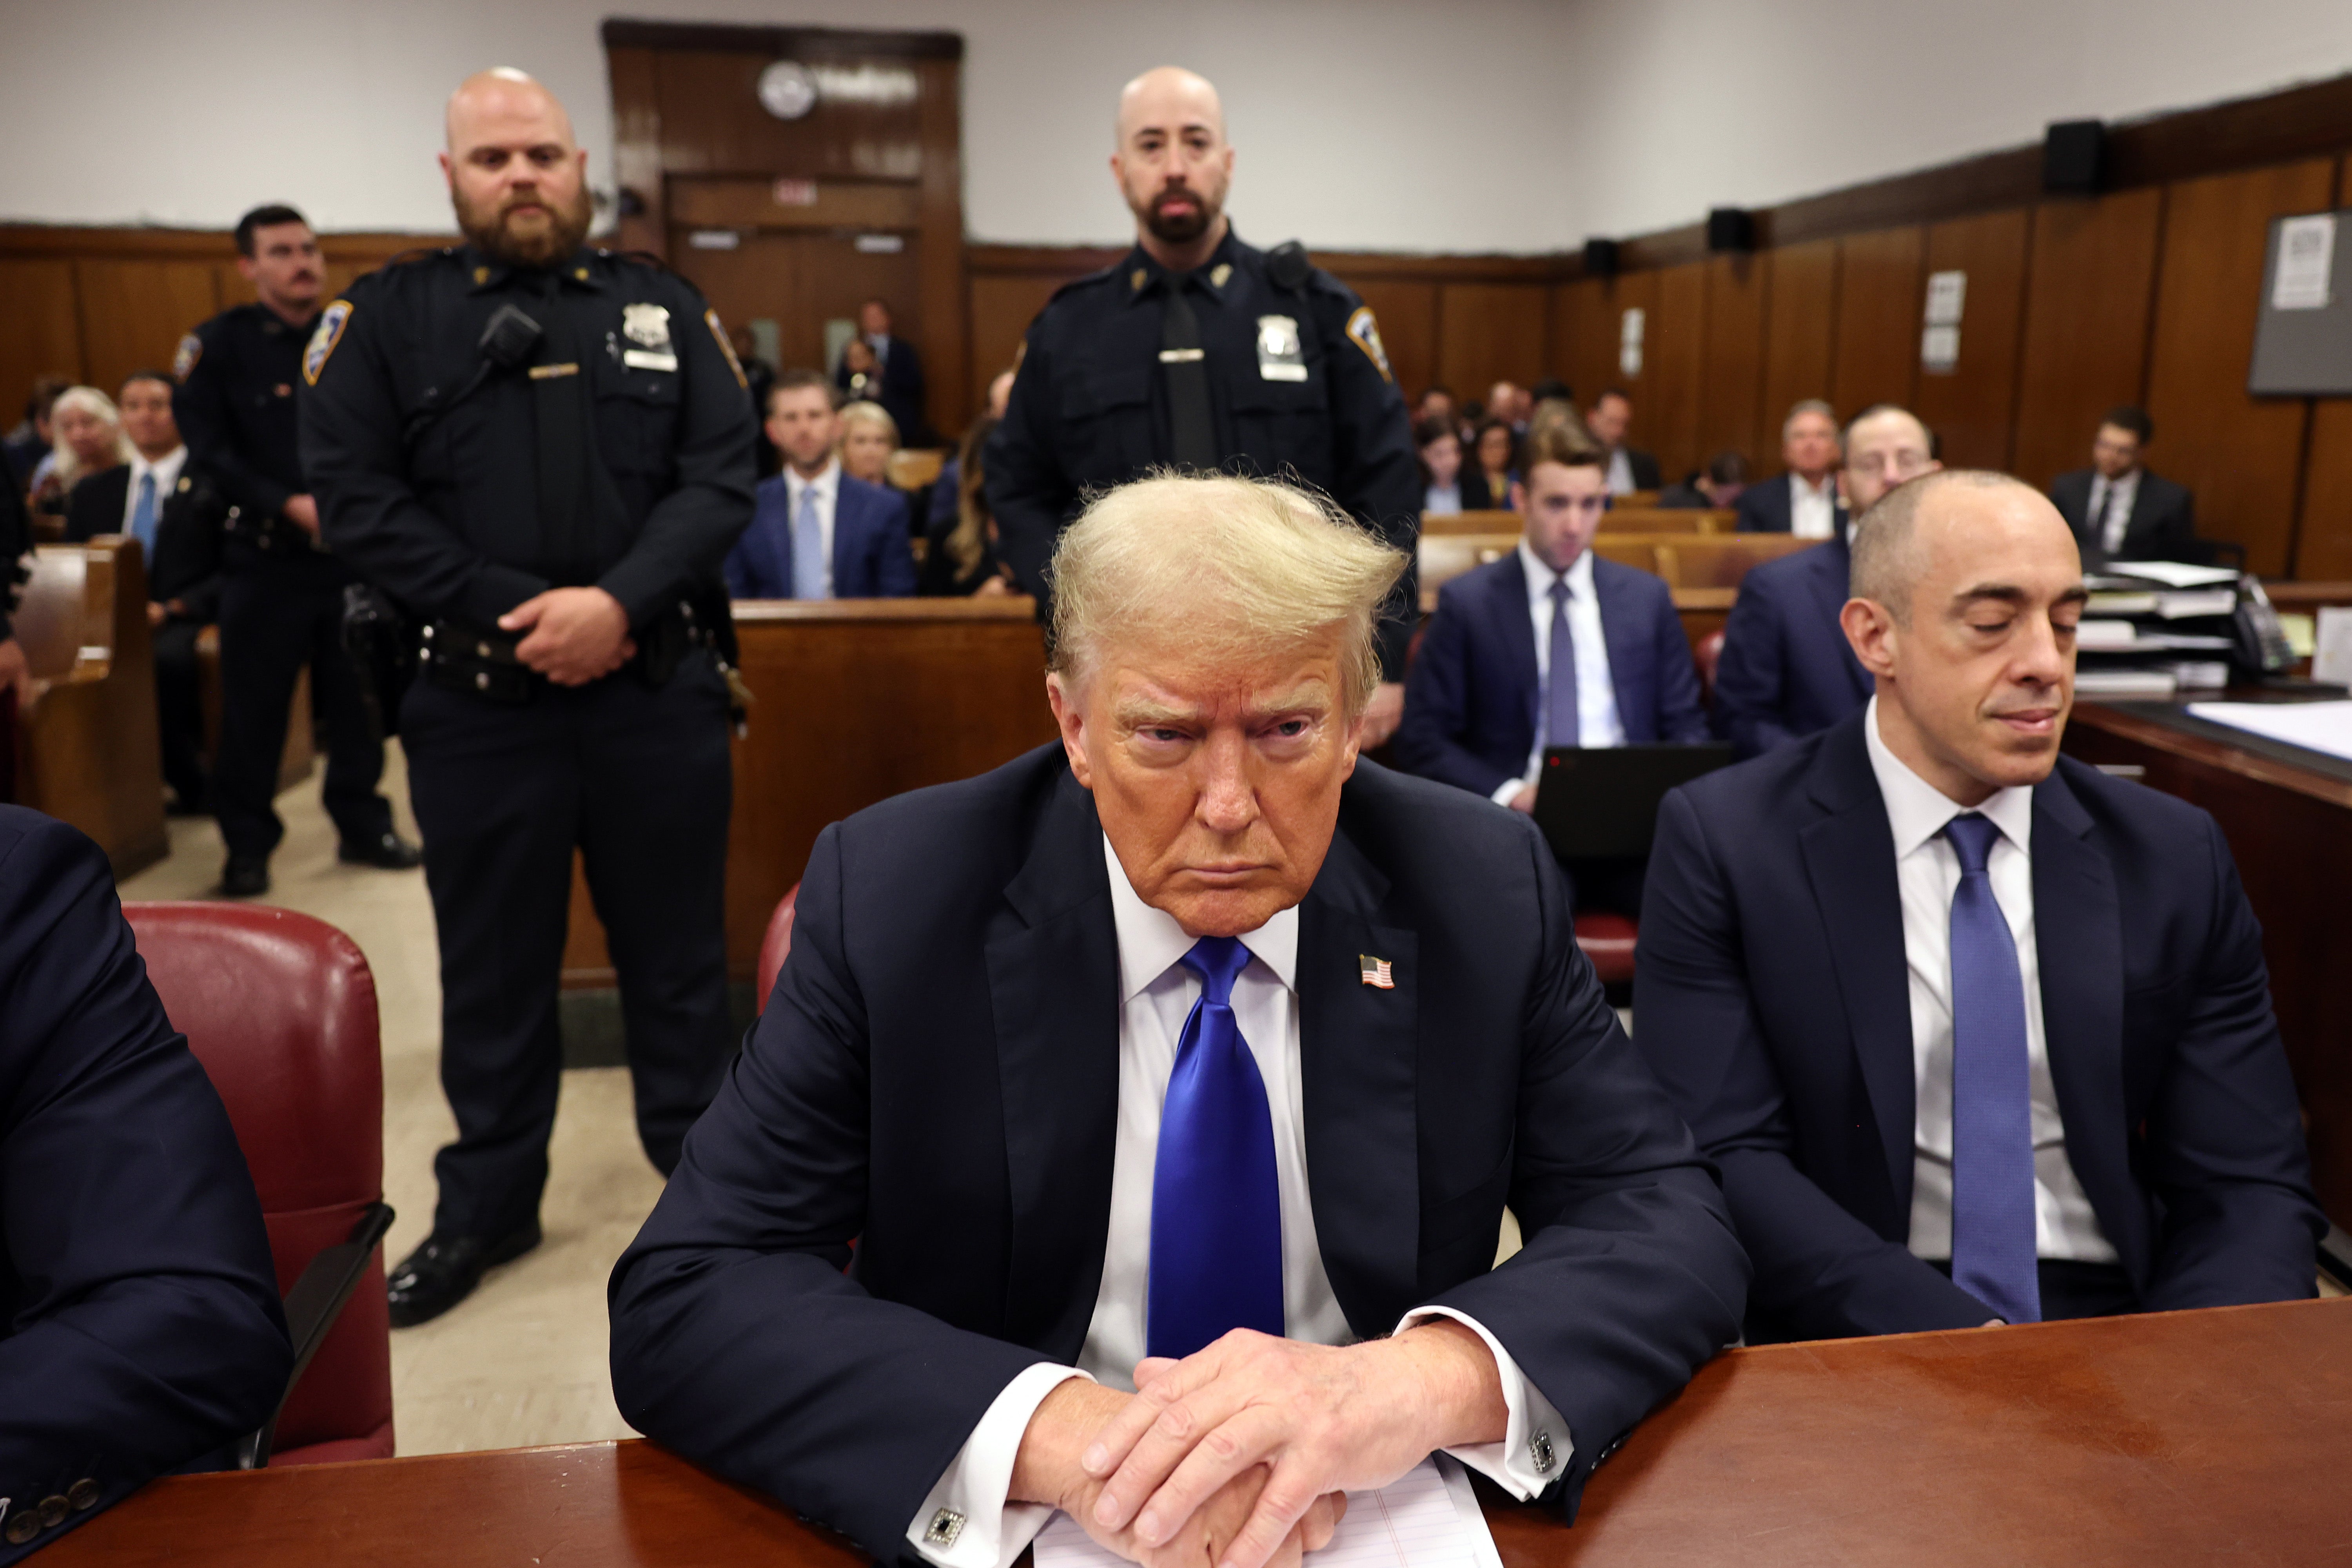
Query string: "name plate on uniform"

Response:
xmin=623 ymin=350 xmax=679 ymax=372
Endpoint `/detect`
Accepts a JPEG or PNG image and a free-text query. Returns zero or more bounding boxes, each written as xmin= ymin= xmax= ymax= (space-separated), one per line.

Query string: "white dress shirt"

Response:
xmin=1788 ymin=472 xmax=1838 ymax=540
xmin=1493 ymin=543 xmax=1625 ymax=805
xmin=121 ymin=445 xmax=187 ymax=535
xmin=906 ymin=838 xmax=1571 ymax=1568
xmin=1605 ymin=447 xmax=1636 ymax=496
xmin=1423 ymin=483 xmax=1462 ymax=516
xmin=783 ymin=459 xmax=840 ymax=599
xmin=1861 ymin=697 xmax=2118 ymax=1265
xmin=2088 ymin=469 xmax=2142 ymax=555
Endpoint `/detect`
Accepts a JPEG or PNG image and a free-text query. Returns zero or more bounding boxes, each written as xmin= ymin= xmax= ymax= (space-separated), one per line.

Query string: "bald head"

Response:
xmin=1111 ymin=67 xmax=1233 ymax=265
xmin=441 ymin=67 xmax=590 ymax=269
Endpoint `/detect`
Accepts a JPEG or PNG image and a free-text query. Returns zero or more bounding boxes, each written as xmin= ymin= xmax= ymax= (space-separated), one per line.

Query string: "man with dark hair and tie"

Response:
xmin=1636 ymin=469 xmax=2321 ymax=1342
xmin=612 ymin=472 xmax=1745 ymax=1568
xmin=2046 ymin=406 xmax=2197 ymax=564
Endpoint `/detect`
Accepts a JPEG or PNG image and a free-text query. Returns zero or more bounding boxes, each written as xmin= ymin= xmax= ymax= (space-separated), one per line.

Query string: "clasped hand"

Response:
xmin=499 ymin=587 xmax=635 ymax=686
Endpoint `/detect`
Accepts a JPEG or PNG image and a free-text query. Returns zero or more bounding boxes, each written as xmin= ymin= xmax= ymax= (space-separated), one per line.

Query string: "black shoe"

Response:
xmin=339 ymin=831 xmax=423 ymax=870
xmin=220 ymin=855 xmax=270 ymax=898
xmin=385 ymin=1225 xmax=542 ymax=1328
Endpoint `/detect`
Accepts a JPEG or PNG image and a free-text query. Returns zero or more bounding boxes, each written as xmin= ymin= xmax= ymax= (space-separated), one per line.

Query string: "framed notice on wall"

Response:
xmin=2249 ymin=209 xmax=2352 ymax=395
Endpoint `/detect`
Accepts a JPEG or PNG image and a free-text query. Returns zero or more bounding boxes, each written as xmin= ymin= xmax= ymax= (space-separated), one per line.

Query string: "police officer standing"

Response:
xmin=176 ymin=205 xmax=417 ymax=895
xmin=301 ymin=69 xmax=755 ymax=1325
xmin=987 ymin=66 xmax=1420 ymax=743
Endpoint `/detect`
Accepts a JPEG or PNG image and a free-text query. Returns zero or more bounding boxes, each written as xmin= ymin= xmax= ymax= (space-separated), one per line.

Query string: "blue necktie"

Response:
xmin=1545 ymin=577 xmax=1579 ymax=748
xmin=1944 ymin=813 xmax=2041 ymax=1324
xmin=791 ymin=481 xmax=828 ymax=600
xmin=128 ymin=470 xmax=158 ymax=558
xmin=1147 ymin=935 xmax=1284 ymax=1359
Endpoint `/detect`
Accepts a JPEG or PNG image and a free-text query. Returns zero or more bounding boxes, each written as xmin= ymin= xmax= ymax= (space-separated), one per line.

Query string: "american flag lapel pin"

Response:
xmin=1358 ymin=953 xmax=1395 ymax=989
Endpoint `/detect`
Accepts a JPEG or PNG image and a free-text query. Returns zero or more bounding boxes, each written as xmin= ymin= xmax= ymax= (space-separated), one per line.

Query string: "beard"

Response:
xmin=1137 ymin=182 xmax=1219 ymax=245
xmin=453 ymin=181 xmax=593 ymax=269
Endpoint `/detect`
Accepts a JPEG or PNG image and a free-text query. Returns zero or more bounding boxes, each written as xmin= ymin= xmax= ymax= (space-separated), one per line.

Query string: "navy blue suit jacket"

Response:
xmin=1709 ymin=534 xmax=1869 ymax=759
xmin=1395 ymin=550 xmax=1710 ymax=798
xmin=1634 ymin=713 xmax=2323 ymax=1342
xmin=723 ymin=472 xmax=916 ymax=599
xmin=0 ymin=809 xmax=290 ymax=1561
xmin=1733 ymin=472 xmax=1847 ymax=536
xmin=610 ymin=746 xmax=1747 ymax=1560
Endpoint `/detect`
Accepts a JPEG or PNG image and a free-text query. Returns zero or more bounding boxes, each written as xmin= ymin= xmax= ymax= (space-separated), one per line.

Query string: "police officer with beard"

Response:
xmin=985 ymin=66 xmax=1420 ymax=744
xmin=300 ymin=69 xmax=755 ymax=1325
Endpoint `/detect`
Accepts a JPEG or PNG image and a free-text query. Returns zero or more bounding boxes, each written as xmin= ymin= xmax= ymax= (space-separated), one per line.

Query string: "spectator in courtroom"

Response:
xmin=1714 ymin=405 xmax=1937 ymax=758
xmin=64 ymin=370 xmax=223 ymax=814
xmin=836 ymin=297 xmax=929 ymax=446
xmin=1585 ymin=389 xmax=1659 ymax=495
xmin=1416 ymin=416 xmax=1490 ymax=514
xmin=4 ymin=376 xmax=69 ymax=490
xmin=2047 ymin=407 xmax=2196 ymax=564
xmin=726 ymin=372 xmax=915 ymax=601
xmin=1473 ymin=417 xmax=1520 ymax=511
xmin=1396 ymin=422 xmax=1708 ymax=915
xmin=926 ymin=369 xmax=1017 ymax=537
xmin=611 ymin=470 xmax=1746 ymax=1568
xmin=1488 ymin=379 xmax=1529 ymax=432
xmin=1416 ymin=385 xmax=1461 ymax=439
xmin=1637 ymin=470 xmax=2323 ymax=1343
xmin=841 ymin=397 xmax=922 ymax=537
xmin=1659 ymin=452 xmax=1749 ymax=510
xmin=1737 ymin=399 xmax=1844 ymax=537
xmin=1529 ymin=376 xmax=1575 ymax=409
xmin=0 ymin=456 xmax=28 ymax=710
xmin=840 ymin=338 xmax=882 ymax=405
xmin=920 ymin=414 xmax=1016 ymax=598
xmin=730 ymin=323 xmax=780 ymax=478
xmin=0 ymin=806 xmax=294 ymax=1557
xmin=34 ymin=385 xmax=130 ymax=516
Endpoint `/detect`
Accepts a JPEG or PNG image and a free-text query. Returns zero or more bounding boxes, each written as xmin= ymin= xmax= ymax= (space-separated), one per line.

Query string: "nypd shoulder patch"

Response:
xmin=172 ymin=332 xmax=203 ymax=382
xmin=1344 ymin=307 xmax=1393 ymax=383
xmin=706 ymin=308 xmax=748 ymax=390
xmin=302 ymin=299 xmax=354 ymax=387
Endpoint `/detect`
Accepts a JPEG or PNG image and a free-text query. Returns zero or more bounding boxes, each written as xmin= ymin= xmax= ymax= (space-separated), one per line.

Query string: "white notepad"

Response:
xmin=1034 ymin=1456 xmax=1504 ymax=1568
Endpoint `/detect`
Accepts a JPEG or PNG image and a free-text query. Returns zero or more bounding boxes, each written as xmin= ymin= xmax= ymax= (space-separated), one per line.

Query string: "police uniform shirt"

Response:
xmin=297 ymin=245 xmax=756 ymax=630
xmin=174 ymin=302 xmax=316 ymax=523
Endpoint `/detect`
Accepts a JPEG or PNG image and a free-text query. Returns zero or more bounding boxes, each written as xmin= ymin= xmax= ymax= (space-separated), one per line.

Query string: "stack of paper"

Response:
xmin=2184 ymin=700 xmax=2352 ymax=763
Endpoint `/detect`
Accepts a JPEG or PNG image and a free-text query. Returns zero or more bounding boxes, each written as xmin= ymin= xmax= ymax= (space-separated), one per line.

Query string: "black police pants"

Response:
xmin=152 ymin=617 xmax=207 ymax=808
xmin=213 ymin=555 xmax=393 ymax=858
xmin=399 ymin=654 xmax=734 ymax=1240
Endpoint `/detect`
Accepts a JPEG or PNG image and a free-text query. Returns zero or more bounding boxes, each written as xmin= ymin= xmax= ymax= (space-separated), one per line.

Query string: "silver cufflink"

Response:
xmin=926 ymin=1508 xmax=966 ymax=1546
xmin=1529 ymin=1429 xmax=1557 ymax=1474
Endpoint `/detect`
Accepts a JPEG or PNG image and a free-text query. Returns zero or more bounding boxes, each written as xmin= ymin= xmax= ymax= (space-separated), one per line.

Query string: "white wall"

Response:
xmin=6 ymin=0 xmax=2352 ymax=253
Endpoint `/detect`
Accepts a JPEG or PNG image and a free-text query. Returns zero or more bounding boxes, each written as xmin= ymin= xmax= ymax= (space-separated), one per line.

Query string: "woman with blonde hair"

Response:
xmin=33 ymin=385 xmax=132 ymax=515
xmin=835 ymin=399 xmax=898 ymax=487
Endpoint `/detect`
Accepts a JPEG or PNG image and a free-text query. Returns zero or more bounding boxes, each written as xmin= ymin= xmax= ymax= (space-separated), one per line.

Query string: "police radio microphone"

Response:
xmin=403 ymin=305 xmax=546 ymax=446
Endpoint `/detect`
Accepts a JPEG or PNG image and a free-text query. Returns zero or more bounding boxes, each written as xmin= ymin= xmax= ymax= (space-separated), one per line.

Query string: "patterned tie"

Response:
xmin=1545 ymin=577 xmax=1580 ymax=749
xmin=1147 ymin=935 xmax=1284 ymax=1359
xmin=791 ymin=480 xmax=828 ymax=601
xmin=1944 ymin=813 xmax=2042 ymax=1325
xmin=128 ymin=470 xmax=158 ymax=558
xmin=2092 ymin=482 xmax=2118 ymax=554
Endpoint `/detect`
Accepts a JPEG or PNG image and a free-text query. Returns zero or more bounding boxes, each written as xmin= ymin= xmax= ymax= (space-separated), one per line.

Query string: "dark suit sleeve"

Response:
xmin=0 ymin=817 xmax=291 ymax=1561
xmin=175 ymin=325 xmax=293 ymax=524
xmin=61 ymin=470 xmax=114 ymax=543
xmin=1733 ymin=484 xmax=1777 ymax=534
xmin=2137 ymin=813 xmax=2325 ymax=1308
xmin=0 ymin=475 xmax=27 ymax=644
xmin=1634 ymin=790 xmax=1992 ymax=1339
xmin=609 ymin=824 xmax=1056 ymax=1562
xmin=984 ymin=323 xmax=1076 ymax=601
xmin=1709 ymin=579 xmax=1797 ymax=757
xmin=877 ymin=497 xmax=918 ymax=599
xmin=1392 ymin=588 xmax=1514 ymax=797
xmin=1629 ymin=450 xmax=1662 ymax=491
xmin=2147 ymin=479 xmax=2198 ymax=562
xmin=1418 ymin=813 xmax=1747 ymax=1508
xmin=1310 ymin=283 xmax=1420 ymax=682
xmin=1643 ymin=576 xmax=1709 ymax=744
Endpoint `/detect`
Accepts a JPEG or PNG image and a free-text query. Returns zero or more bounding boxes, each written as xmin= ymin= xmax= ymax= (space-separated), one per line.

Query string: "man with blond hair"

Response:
xmin=613 ymin=471 xmax=1745 ymax=1568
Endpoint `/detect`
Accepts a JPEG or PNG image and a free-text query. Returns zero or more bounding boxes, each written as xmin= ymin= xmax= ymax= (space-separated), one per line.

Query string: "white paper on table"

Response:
xmin=2107 ymin=561 xmax=2242 ymax=588
xmin=2185 ymin=699 xmax=2352 ymax=763
xmin=1033 ymin=1457 xmax=1503 ymax=1568
xmin=2272 ymin=213 xmax=2336 ymax=310
xmin=2312 ymin=607 xmax=2352 ymax=688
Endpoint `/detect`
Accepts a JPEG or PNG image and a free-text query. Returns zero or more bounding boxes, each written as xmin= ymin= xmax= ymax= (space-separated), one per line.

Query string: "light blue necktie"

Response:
xmin=128 ymin=470 xmax=158 ymax=558
xmin=790 ymin=481 xmax=828 ymax=601
xmin=1544 ymin=577 xmax=1579 ymax=748
xmin=1147 ymin=936 xmax=1284 ymax=1360
xmin=1944 ymin=813 xmax=2042 ymax=1324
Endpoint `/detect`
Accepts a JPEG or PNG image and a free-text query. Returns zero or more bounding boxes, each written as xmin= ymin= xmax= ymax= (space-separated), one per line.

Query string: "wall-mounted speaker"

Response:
xmin=1583 ymin=238 xmax=1620 ymax=277
xmin=2044 ymin=120 xmax=2104 ymax=194
xmin=1706 ymin=208 xmax=1755 ymax=252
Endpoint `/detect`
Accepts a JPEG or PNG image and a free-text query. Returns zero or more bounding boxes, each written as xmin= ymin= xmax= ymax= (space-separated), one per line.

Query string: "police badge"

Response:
xmin=621 ymin=303 xmax=678 ymax=371
xmin=1256 ymin=314 xmax=1307 ymax=382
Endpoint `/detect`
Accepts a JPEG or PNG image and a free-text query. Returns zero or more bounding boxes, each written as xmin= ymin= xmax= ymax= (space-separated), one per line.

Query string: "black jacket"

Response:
xmin=2048 ymin=466 xmax=2197 ymax=563
xmin=985 ymin=229 xmax=1421 ymax=678
xmin=63 ymin=460 xmax=227 ymax=622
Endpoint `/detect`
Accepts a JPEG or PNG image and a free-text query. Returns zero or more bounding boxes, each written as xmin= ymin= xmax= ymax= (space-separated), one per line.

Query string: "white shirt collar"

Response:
xmin=1791 ymin=471 xmax=1834 ymax=502
xmin=1862 ymin=694 xmax=2035 ymax=862
xmin=130 ymin=445 xmax=186 ymax=487
xmin=1516 ymin=540 xmax=1592 ymax=604
xmin=787 ymin=458 xmax=840 ymax=501
xmin=1102 ymin=834 xmax=1299 ymax=1003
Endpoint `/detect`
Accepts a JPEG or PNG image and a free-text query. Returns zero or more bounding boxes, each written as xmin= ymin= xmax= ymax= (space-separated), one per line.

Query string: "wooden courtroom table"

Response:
xmin=47 ymin=1298 xmax=2352 ymax=1566
xmin=2065 ymin=686 xmax=2352 ymax=1227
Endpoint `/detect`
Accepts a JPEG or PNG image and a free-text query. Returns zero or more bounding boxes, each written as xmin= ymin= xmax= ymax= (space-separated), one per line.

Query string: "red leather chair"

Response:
xmin=1573 ymin=912 xmax=1637 ymax=988
xmin=1694 ymin=630 xmax=1726 ymax=708
xmin=122 ymin=902 xmax=395 ymax=1467
xmin=755 ymin=883 xmax=802 ymax=1013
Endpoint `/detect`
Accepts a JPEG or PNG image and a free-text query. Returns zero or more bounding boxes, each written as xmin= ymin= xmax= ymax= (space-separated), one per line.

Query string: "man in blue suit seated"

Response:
xmin=1394 ymin=422 xmax=1707 ymax=915
xmin=1712 ymin=404 xmax=1938 ymax=759
xmin=1637 ymin=470 xmax=2323 ymax=1344
xmin=1733 ymin=399 xmax=1844 ymax=537
xmin=612 ymin=474 xmax=1746 ymax=1568
xmin=723 ymin=368 xmax=916 ymax=600
xmin=0 ymin=808 xmax=292 ymax=1559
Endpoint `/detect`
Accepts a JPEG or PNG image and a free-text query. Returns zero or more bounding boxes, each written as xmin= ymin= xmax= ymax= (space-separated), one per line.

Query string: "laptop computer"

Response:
xmin=1529 ymin=744 xmax=1735 ymax=861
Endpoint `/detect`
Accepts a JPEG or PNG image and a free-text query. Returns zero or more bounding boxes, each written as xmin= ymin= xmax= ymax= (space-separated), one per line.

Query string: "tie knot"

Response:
xmin=1549 ymin=577 xmax=1573 ymax=605
xmin=1944 ymin=812 xmax=2001 ymax=873
xmin=1181 ymin=935 xmax=1250 ymax=1005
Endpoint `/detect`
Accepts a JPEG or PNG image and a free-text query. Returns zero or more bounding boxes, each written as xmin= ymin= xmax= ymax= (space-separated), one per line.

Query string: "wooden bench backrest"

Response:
xmin=885 ymin=448 xmax=947 ymax=492
xmin=1649 ymin=534 xmax=1817 ymax=588
xmin=1417 ymin=533 xmax=1520 ymax=594
xmin=1421 ymin=509 xmax=1522 ymax=537
xmin=17 ymin=544 xmax=118 ymax=679
xmin=1422 ymin=507 xmax=1731 ymax=537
